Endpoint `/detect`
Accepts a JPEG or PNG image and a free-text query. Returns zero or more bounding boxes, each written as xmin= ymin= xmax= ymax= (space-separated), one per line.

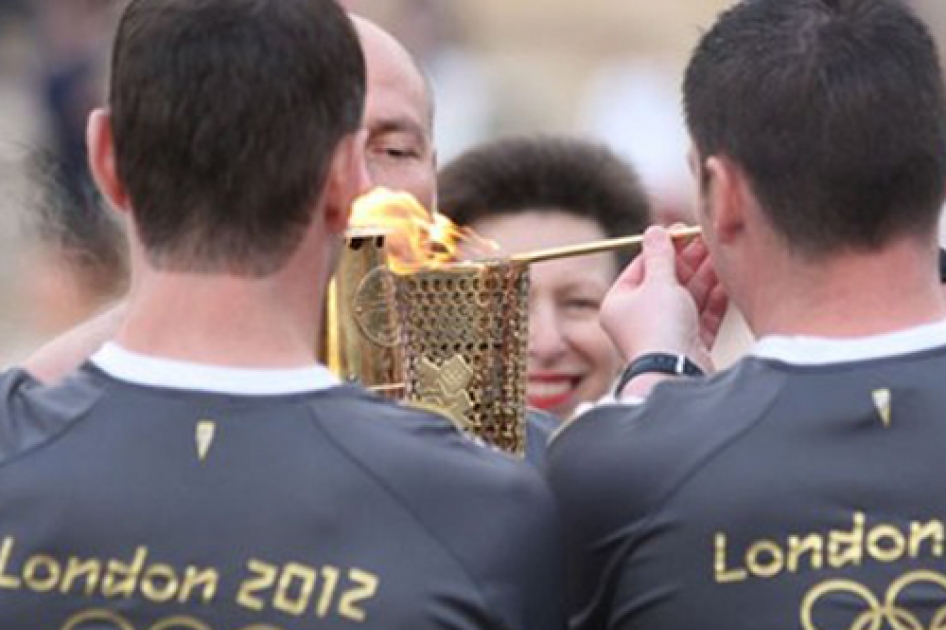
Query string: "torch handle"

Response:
xmin=509 ymin=226 xmax=702 ymax=265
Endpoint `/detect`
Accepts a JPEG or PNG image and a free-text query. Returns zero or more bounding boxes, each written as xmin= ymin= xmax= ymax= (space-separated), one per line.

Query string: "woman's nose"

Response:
xmin=529 ymin=303 xmax=567 ymax=362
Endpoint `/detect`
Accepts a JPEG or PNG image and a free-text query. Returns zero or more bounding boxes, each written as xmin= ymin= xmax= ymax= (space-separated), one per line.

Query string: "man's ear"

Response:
xmin=87 ymin=109 xmax=131 ymax=213
xmin=704 ymin=155 xmax=749 ymax=245
xmin=323 ymin=129 xmax=369 ymax=235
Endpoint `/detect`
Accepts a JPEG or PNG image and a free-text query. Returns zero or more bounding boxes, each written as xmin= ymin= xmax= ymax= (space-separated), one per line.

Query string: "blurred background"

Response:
xmin=0 ymin=0 xmax=944 ymax=361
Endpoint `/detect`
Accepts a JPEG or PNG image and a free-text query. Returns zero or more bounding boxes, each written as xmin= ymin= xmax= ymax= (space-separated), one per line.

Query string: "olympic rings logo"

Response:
xmin=801 ymin=571 xmax=946 ymax=630
xmin=61 ymin=609 xmax=288 ymax=630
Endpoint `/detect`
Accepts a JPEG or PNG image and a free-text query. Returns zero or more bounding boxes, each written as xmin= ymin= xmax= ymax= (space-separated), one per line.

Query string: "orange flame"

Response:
xmin=349 ymin=187 xmax=498 ymax=274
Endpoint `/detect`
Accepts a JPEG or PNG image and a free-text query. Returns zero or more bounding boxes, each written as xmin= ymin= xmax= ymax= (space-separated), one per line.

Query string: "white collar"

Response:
xmin=91 ymin=343 xmax=340 ymax=395
xmin=751 ymin=318 xmax=946 ymax=366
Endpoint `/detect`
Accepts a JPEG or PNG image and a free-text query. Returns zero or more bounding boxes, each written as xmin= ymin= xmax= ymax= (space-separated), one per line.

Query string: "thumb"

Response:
xmin=641 ymin=226 xmax=678 ymax=285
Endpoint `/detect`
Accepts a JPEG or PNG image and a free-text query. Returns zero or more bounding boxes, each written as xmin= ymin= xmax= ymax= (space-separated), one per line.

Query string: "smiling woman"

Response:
xmin=438 ymin=135 xmax=651 ymax=420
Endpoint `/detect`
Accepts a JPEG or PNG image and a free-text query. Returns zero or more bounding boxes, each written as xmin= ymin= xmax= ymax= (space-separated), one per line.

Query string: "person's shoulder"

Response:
xmin=311 ymin=386 xmax=562 ymax=619
xmin=0 ymin=366 xmax=37 ymax=393
xmin=311 ymin=385 xmax=540 ymax=487
xmin=311 ymin=386 xmax=555 ymax=529
xmin=310 ymin=384 xmax=480 ymax=449
xmin=0 ymin=363 xmax=105 ymax=416
xmin=553 ymin=356 xmax=781 ymax=451
xmin=523 ymin=408 xmax=558 ymax=467
xmin=0 ymin=364 xmax=106 ymax=465
xmin=547 ymin=358 xmax=785 ymax=515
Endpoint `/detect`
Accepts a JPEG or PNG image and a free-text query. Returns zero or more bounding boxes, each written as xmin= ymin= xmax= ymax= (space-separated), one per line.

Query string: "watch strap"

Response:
xmin=614 ymin=352 xmax=705 ymax=397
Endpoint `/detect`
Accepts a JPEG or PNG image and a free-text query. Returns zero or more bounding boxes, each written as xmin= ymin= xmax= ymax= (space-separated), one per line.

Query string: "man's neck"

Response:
xmin=115 ymin=271 xmax=324 ymax=368
xmin=746 ymin=240 xmax=946 ymax=339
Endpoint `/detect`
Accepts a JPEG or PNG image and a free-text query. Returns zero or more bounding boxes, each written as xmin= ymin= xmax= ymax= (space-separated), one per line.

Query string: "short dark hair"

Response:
xmin=684 ymin=0 xmax=946 ymax=257
xmin=110 ymin=0 xmax=366 ymax=275
xmin=437 ymin=136 xmax=651 ymax=270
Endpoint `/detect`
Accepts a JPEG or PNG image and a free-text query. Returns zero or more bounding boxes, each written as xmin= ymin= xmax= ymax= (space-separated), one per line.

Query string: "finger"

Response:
xmin=677 ymin=237 xmax=707 ymax=285
xmin=641 ymin=226 xmax=679 ymax=285
xmin=685 ymin=253 xmax=718 ymax=312
xmin=670 ymin=222 xmax=690 ymax=254
xmin=626 ymin=254 xmax=645 ymax=286
xmin=700 ymin=285 xmax=729 ymax=348
xmin=671 ymin=223 xmax=702 ymax=265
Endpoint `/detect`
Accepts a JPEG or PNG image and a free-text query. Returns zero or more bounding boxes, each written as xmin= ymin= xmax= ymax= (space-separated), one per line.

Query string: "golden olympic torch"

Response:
xmin=393 ymin=260 xmax=530 ymax=455
xmin=322 ymin=229 xmax=403 ymax=397
xmin=321 ymin=188 xmax=700 ymax=457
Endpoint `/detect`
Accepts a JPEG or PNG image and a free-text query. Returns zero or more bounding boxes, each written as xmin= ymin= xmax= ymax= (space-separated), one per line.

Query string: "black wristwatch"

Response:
xmin=614 ymin=352 xmax=705 ymax=397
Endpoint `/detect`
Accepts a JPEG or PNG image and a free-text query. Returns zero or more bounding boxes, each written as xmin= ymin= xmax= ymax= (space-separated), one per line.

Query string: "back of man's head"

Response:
xmin=684 ymin=0 xmax=946 ymax=257
xmin=110 ymin=0 xmax=365 ymax=276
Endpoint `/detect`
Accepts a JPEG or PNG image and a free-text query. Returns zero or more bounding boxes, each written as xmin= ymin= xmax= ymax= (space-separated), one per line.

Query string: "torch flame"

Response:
xmin=349 ymin=187 xmax=498 ymax=274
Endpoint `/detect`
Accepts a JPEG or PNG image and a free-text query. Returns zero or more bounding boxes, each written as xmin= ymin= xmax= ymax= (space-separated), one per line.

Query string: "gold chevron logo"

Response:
xmin=196 ymin=420 xmax=216 ymax=462
xmin=872 ymin=389 xmax=892 ymax=427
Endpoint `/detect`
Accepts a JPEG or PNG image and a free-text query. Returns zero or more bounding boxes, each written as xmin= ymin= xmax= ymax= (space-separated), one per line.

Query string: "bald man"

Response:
xmin=354 ymin=16 xmax=437 ymax=211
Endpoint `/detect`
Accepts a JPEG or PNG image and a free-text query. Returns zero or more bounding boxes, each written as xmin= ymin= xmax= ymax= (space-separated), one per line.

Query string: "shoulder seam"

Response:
xmin=304 ymin=404 xmax=515 ymax=630
xmin=640 ymin=368 xmax=791 ymax=528
xmin=0 ymin=376 xmax=109 ymax=473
